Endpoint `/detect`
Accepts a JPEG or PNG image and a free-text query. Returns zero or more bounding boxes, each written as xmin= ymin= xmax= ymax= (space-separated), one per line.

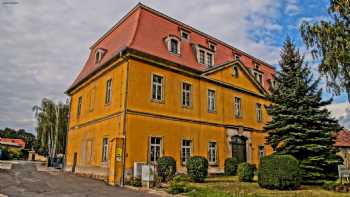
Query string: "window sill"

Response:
xmin=104 ymin=102 xmax=111 ymax=107
xmin=181 ymin=105 xmax=193 ymax=110
xmin=169 ymin=51 xmax=181 ymax=56
xmin=209 ymin=163 xmax=218 ymax=166
xmin=151 ymin=99 xmax=165 ymax=104
xmin=208 ymin=110 xmax=217 ymax=114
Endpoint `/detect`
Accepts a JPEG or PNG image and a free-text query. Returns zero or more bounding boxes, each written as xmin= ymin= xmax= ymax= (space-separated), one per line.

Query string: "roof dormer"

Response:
xmin=165 ymin=35 xmax=181 ymax=55
xmin=195 ymin=45 xmax=214 ymax=68
xmin=95 ymin=48 xmax=107 ymax=64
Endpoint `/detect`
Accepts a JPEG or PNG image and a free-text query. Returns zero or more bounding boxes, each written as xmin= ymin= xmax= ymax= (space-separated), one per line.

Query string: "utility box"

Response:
xmin=133 ymin=162 xmax=146 ymax=178
xmin=141 ymin=164 xmax=155 ymax=188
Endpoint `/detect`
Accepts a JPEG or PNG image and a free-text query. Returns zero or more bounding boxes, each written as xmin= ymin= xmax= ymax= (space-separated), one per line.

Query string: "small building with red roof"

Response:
xmin=336 ymin=129 xmax=350 ymax=168
xmin=0 ymin=138 xmax=26 ymax=149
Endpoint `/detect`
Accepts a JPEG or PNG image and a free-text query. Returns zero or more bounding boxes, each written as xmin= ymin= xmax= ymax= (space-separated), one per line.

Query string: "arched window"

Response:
xmin=166 ymin=36 xmax=180 ymax=55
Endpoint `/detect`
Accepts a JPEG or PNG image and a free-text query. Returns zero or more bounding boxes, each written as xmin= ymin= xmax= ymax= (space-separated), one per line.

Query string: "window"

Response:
xmin=105 ymin=79 xmax=112 ymax=104
xmin=208 ymin=43 xmax=216 ymax=51
xmin=253 ymin=71 xmax=263 ymax=84
xmin=170 ymin=39 xmax=179 ymax=54
xmin=207 ymin=53 xmax=213 ymax=67
xmin=254 ymin=63 xmax=260 ymax=70
xmin=152 ymin=74 xmax=164 ymax=101
xmin=150 ymin=137 xmax=162 ymax=162
xmin=181 ymin=140 xmax=192 ymax=165
xmin=77 ymin=96 xmax=82 ymax=118
xmin=208 ymin=89 xmax=216 ymax=112
xmin=234 ymin=54 xmax=241 ymax=61
xmin=182 ymin=82 xmax=192 ymax=107
xmin=234 ymin=97 xmax=241 ymax=118
xmin=95 ymin=49 xmax=105 ymax=64
xmin=258 ymin=145 xmax=265 ymax=160
xmin=197 ymin=46 xmax=214 ymax=67
xmin=199 ymin=50 xmax=205 ymax=64
xmin=181 ymin=31 xmax=189 ymax=40
xmin=233 ymin=66 xmax=239 ymax=78
xmin=256 ymin=103 xmax=262 ymax=122
xmin=102 ymin=138 xmax=109 ymax=162
xmin=208 ymin=142 xmax=217 ymax=164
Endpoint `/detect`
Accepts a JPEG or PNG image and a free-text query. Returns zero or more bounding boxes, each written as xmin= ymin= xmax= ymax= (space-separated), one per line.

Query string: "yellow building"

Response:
xmin=65 ymin=3 xmax=276 ymax=185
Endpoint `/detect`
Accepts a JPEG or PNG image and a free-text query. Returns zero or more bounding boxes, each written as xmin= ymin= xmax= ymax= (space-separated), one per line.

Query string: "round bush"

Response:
xmin=237 ymin=163 xmax=256 ymax=182
xmin=224 ymin=158 xmax=239 ymax=176
xmin=186 ymin=156 xmax=208 ymax=182
xmin=258 ymin=155 xmax=301 ymax=190
xmin=157 ymin=156 xmax=177 ymax=182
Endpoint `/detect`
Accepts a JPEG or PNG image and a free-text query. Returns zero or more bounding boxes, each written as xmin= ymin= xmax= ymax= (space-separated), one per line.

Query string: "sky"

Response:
xmin=0 ymin=0 xmax=349 ymax=134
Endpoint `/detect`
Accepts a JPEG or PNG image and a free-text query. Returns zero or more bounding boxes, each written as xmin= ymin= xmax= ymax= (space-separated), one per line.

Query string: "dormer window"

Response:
xmin=234 ymin=54 xmax=241 ymax=61
xmin=208 ymin=43 xmax=216 ymax=51
xmin=181 ymin=30 xmax=190 ymax=40
xmin=252 ymin=70 xmax=263 ymax=84
xmin=95 ymin=48 xmax=106 ymax=64
xmin=254 ymin=62 xmax=260 ymax=70
xmin=166 ymin=36 xmax=180 ymax=55
xmin=196 ymin=45 xmax=214 ymax=67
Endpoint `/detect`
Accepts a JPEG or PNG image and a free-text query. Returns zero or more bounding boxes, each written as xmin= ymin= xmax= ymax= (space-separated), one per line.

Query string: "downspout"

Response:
xmin=120 ymin=53 xmax=130 ymax=187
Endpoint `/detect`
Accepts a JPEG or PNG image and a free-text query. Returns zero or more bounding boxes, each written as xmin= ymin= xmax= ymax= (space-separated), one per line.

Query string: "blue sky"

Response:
xmin=0 ymin=0 xmax=349 ymax=133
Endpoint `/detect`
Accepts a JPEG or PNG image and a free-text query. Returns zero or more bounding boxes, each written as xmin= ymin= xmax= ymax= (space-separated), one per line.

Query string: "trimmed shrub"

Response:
xmin=224 ymin=157 xmax=239 ymax=176
xmin=186 ymin=156 xmax=208 ymax=182
xmin=157 ymin=156 xmax=177 ymax=182
xmin=237 ymin=162 xmax=256 ymax=182
xmin=129 ymin=177 xmax=142 ymax=187
xmin=168 ymin=179 xmax=190 ymax=194
xmin=258 ymin=155 xmax=301 ymax=190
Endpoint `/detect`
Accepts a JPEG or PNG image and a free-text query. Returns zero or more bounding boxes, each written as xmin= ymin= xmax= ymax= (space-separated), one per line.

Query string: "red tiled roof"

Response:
xmin=335 ymin=129 xmax=350 ymax=147
xmin=69 ymin=3 xmax=276 ymax=92
xmin=0 ymin=138 xmax=26 ymax=148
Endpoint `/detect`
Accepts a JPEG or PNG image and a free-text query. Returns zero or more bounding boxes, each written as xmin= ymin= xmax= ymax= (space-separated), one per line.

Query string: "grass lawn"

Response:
xmin=181 ymin=176 xmax=349 ymax=197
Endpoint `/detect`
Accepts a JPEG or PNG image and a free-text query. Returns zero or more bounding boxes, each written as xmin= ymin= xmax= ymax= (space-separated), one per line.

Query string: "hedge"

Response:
xmin=157 ymin=156 xmax=177 ymax=182
xmin=258 ymin=155 xmax=301 ymax=190
xmin=237 ymin=162 xmax=256 ymax=182
xmin=186 ymin=156 xmax=208 ymax=182
xmin=224 ymin=158 xmax=239 ymax=176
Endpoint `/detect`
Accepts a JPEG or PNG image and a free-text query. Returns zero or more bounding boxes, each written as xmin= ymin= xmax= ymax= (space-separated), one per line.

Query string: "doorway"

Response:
xmin=231 ymin=135 xmax=247 ymax=163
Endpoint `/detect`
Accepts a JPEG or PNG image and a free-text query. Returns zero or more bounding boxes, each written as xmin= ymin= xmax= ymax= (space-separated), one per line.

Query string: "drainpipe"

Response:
xmin=120 ymin=54 xmax=130 ymax=187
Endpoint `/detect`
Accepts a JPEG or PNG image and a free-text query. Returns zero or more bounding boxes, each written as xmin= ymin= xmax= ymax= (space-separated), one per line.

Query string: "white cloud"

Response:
xmin=325 ymin=102 xmax=350 ymax=129
xmin=285 ymin=0 xmax=300 ymax=16
xmin=0 ymin=0 xmax=285 ymax=133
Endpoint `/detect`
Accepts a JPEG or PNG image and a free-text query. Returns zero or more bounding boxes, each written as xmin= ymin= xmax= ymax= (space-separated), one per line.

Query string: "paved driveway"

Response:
xmin=0 ymin=161 xmax=157 ymax=197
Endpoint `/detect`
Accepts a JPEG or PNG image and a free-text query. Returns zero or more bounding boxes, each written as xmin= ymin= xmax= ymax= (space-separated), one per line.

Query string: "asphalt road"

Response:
xmin=0 ymin=162 xmax=157 ymax=197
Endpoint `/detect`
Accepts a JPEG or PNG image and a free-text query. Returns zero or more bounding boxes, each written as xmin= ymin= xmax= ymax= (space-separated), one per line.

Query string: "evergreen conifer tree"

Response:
xmin=265 ymin=38 xmax=342 ymax=184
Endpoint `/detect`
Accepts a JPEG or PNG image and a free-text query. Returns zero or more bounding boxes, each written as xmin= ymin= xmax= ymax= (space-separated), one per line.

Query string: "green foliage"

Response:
xmin=156 ymin=156 xmax=176 ymax=182
xmin=265 ymin=38 xmax=342 ymax=184
xmin=168 ymin=179 xmax=191 ymax=194
xmin=186 ymin=156 xmax=208 ymax=182
xmin=33 ymin=98 xmax=69 ymax=162
xmin=129 ymin=177 xmax=142 ymax=187
xmin=173 ymin=174 xmax=192 ymax=182
xmin=8 ymin=148 xmax=22 ymax=159
xmin=322 ymin=180 xmax=341 ymax=191
xmin=258 ymin=155 xmax=301 ymax=190
xmin=224 ymin=157 xmax=239 ymax=176
xmin=300 ymin=0 xmax=350 ymax=102
xmin=186 ymin=187 xmax=232 ymax=197
xmin=237 ymin=162 xmax=255 ymax=182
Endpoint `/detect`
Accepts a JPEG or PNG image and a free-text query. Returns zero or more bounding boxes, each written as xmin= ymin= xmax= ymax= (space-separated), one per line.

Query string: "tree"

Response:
xmin=265 ymin=38 xmax=342 ymax=184
xmin=300 ymin=0 xmax=350 ymax=102
xmin=33 ymin=98 xmax=69 ymax=165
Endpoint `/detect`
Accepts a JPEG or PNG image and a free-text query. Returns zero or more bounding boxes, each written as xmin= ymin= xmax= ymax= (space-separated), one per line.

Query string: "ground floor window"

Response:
xmin=208 ymin=142 xmax=217 ymax=164
xmin=102 ymin=138 xmax=108 ymax=162
xmin=150 ymin=137 xmax=162 ymax=162
xmin=258 ymin=145 xmax=265 ymax=160
xmin=181 ymin=139 xmax=192 ymax=165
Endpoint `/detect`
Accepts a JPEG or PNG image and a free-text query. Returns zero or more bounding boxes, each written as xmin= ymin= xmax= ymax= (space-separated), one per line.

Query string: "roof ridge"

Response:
xmin=137 ymin=3 xmax=275 ymax=70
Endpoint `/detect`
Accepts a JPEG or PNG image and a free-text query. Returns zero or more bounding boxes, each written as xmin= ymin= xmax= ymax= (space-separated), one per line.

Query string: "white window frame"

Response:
xmin=95 ymin=48 xmax=106 ymax=64
xmin=166 ymin=36 xmax=180 ymax=55
xmin=102 ymin=137 xmax=109 ymax=162
xmin=181 ymin=139 xmax=192 ymax=165
xmin=196 ymin=46 xmax=214 ymax=67
xmin=208 ymin=43 xmax=216 ymax=51
xmin=208 ymin=141 xmax=217 ymax=165
xmin=256 ymin=103 xmax=262 ymax=122
xmin=151 ymin=74 xmax=164 ymax=102
xmin=252 ymin=70 xmax=264 ymax=85
xmin=258 ymin=144 xmax=265 ymax=160
xmin=234 ymin=54 xmax=241 ymax=61
xmin=150 ymin=137 xmax=162 ymax=162
xmin=180 ymin=30 xmax=190 ymax=40
xmin=105 ymin=79 xmax=112 ymax=104
xmin=208 ymin=89 xmax=216 ymax=112
xmin=182 ymin=82 xmax=192 ymax=108
xmin=234 ymin=97 xmax=241 ymax=118
xmin=199 ymin=50 xmax=205 ymax=64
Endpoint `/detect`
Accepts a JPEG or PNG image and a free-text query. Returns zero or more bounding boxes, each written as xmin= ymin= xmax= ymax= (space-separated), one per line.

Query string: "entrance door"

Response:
xmin=72 ymin=152 xmax=77 ymax=173
xmin=231 ymin=136 xmax=247 ymax=163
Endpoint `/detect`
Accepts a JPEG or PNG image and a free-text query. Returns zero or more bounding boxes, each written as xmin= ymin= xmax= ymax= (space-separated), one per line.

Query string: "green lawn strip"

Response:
xmin=181 ymin=176 xmax=349 ymax=197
